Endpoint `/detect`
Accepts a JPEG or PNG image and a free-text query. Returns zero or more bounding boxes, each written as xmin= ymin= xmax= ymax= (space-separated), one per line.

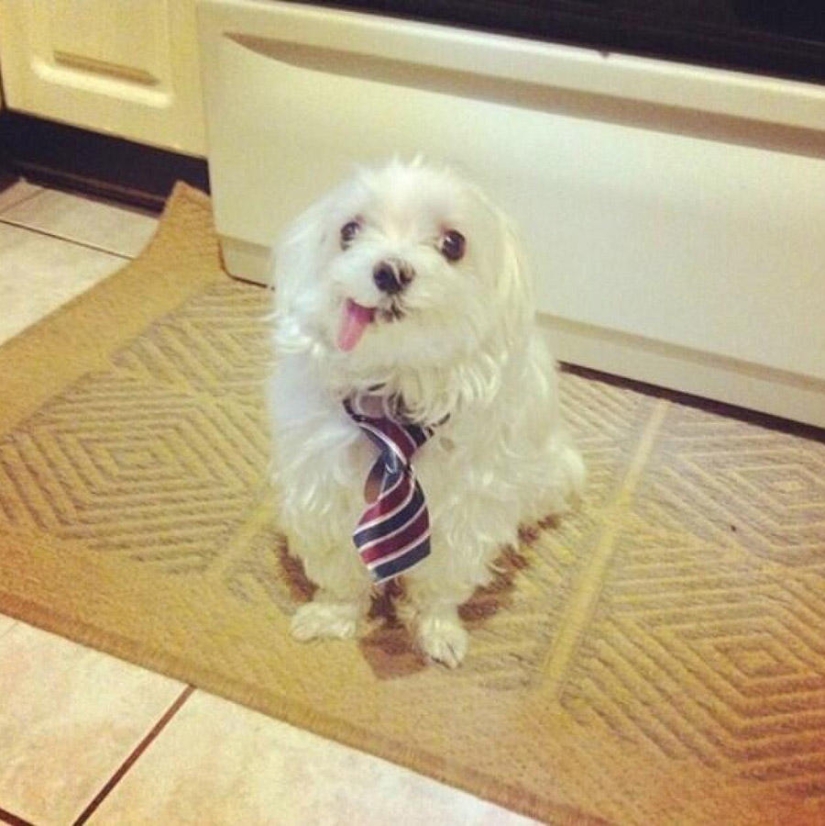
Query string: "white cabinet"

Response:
xmin=0 ymin=0 xmax=205 ymax=155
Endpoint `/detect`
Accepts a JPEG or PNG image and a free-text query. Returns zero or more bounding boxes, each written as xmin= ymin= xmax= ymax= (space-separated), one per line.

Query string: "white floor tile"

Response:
xmin=0 ymin=623 xmax=185 ymax=826
xmin=0 ymin=614 xmax=16 ymax=638
xmin=1 ymin=188 xmax=158 ymax=258
xmin=0 ymin=179 xmax=42 ymax=213
xmin=89 ymin=690 xmax=538 ymax=826
xmin=0 ymin=223 xmax=125 ymax=345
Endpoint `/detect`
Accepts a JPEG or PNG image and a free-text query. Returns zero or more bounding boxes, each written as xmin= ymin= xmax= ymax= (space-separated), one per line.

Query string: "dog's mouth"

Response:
xmin=337 ymin=299 xmax=375 ymax=352
xmin=336 ymin=298 xmax=406 ymax=351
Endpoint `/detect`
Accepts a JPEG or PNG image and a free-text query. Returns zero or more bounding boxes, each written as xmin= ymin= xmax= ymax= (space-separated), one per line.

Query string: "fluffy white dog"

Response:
xmin=269 ymin=159 xmax=584 ymax=667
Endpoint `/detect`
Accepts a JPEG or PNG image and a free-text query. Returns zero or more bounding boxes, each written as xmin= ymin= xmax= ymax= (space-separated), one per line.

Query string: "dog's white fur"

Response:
xmin=268 ymin=159 xmax=584 ymax=667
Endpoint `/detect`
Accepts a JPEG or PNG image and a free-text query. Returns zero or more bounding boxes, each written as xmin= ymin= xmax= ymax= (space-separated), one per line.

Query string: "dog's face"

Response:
xmin=274 ymin=160 xmax=530 ymax=374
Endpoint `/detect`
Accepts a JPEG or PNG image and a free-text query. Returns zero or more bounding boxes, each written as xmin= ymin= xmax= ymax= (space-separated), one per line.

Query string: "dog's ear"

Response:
xmin=271 ymin=196 xmax=331 ymax=309
xmin=463 ymin=179 xmax=534 ymax=350
xmin=269 ymin=191 xmax=340 ymax=352
xmin=490 ymin=202 xmax=535 ymax=350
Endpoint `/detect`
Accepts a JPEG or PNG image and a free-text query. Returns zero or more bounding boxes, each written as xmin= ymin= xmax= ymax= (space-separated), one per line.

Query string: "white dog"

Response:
xmin=268 ymin=159 xmax=584 ymax=667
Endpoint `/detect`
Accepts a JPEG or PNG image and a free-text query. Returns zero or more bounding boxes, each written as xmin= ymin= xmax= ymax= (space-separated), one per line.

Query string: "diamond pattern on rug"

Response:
xmin=0 ymin=280 xmax=272 ymax=574
xmin=636 ymin=403 xmax=825 ymax=568
xmin=2 ymin=178 xmax=824 ymax=823
xmin=560 ymin=401 xmax=825 ymax=799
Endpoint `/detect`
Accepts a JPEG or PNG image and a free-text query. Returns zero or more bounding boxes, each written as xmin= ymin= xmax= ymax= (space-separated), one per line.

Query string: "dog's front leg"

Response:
xmin=287 ymin=527 xmax=373 ymax=643
xmin=401 ymin=574 xmax=479 ymax=668
xmin=291 ymin=592 xmax=369 ymax=642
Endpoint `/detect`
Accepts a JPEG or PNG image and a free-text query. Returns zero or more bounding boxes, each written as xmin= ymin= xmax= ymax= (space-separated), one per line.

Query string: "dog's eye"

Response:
xmin=439 ymin=230 xmax=466 ymax=263
xmin=340 ymin=220 xmax=362 ymax=249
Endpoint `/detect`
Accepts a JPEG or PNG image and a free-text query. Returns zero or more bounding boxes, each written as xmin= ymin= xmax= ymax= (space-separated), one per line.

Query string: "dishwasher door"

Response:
xmin=198 ymin=0 xmax=825 ymax=427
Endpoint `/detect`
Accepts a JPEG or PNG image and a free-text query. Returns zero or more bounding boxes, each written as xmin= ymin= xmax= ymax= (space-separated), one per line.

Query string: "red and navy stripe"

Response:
xmin=344 ymin=396 xmax=438 ymax=584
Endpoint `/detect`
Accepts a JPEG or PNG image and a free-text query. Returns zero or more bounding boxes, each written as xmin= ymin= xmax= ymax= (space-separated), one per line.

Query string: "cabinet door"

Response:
xmin=0 ymin=0 xmax=205 ymax=155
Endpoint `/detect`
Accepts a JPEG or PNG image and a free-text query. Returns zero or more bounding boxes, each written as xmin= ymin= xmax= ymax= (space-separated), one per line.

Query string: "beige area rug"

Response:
xmin=1 ymin=184 xmax=824 ymax=825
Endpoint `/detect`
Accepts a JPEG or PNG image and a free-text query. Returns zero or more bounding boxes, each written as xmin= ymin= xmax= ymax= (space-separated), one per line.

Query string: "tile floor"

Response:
xmin=0 ymin=177 xmax=539 ymax=826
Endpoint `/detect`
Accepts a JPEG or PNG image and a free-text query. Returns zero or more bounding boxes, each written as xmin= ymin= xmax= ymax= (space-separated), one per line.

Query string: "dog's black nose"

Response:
xmin=373 ymin=260 xmax=410 ymax=295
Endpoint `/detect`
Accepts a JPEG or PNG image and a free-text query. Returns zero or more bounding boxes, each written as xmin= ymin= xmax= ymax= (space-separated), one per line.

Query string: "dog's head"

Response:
xmin=273 ymin=159 xmax=533 ymax=381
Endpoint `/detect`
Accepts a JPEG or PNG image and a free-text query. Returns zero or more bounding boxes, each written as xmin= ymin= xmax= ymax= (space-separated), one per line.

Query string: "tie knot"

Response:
xmin=344 ymin=395 xmax=435 ymax=467
xmin=344 ymin=392 xmax=410 ymax=423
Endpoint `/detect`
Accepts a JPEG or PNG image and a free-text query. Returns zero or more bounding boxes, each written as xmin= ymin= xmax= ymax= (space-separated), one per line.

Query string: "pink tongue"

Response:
xmin=337 ymin=299 xmax=376 ymax=351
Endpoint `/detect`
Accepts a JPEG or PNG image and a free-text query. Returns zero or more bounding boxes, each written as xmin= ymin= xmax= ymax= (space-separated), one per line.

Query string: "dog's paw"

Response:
xmin=290 ymin=601 xmax=360 ymax=642
xmin=416 ymin=614 xmax=469 ymax=668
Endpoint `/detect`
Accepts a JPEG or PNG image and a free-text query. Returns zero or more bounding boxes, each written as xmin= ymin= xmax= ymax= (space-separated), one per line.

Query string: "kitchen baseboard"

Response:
xmin=0 ymin=111 xmax=209 ymax=212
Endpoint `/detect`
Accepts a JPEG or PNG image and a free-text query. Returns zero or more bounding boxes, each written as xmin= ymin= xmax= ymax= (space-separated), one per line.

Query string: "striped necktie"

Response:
xmin=344 ymin=395 xmax=437 ymax=584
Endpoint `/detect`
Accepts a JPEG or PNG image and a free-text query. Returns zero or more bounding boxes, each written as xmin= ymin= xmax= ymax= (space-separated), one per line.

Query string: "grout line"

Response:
xmin=0 ymin=217 xmax=134 ymax=261
xmin=0 ymin=807 xmax=35 ymax=826
xmin=72 ymin=684 xmax=195 ymax=825
xmin=540 ymin=398 xmax=671 ymax=700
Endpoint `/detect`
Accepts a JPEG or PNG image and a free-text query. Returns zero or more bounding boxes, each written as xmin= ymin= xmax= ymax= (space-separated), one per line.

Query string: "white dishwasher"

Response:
xmin=197 ymin=0 xmax=825 ymax=427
